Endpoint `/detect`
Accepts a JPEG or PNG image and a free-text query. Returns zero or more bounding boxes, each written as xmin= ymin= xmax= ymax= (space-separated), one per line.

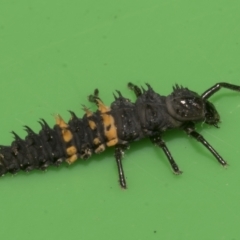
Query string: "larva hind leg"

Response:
xmin=150 ymin=135 xmax=182 ymax=175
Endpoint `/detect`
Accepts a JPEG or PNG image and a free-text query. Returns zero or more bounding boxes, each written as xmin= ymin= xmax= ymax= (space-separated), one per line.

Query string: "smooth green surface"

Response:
xmin=0 ymin=1 xmax=240 ymax=239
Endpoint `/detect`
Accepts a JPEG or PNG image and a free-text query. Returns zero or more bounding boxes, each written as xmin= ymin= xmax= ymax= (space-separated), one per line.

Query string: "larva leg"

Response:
xmin=114 ymin=145 xmax=128 ymax=189
xmin=183 ymin=123 xmax=227 ymax=166
xmin=150 ymin=135 xmax=182 ymax=174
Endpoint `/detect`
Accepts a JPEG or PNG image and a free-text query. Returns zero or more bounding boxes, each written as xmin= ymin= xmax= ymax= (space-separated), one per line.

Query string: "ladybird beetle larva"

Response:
xmin=0 ymin=82 xmax=239 ymax=188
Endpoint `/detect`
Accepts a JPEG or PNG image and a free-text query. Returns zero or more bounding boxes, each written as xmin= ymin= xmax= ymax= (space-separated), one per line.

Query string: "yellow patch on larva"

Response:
xmin=93 ymin=137 xmax=101 ymax=145
xmin=83 ymin=106 xmax=93 ymax=117
xmin=86 ymin=99 xmax=118 ymax=147
xmin=62 ymin=129 xmax=73 ymax=142
xmin=96 ymin=99 xmax=110 ymax=113
xmin=66 ymin=154 xmax=78 ymax=164
xmin=101 ymin=113 xmax=118 ymax=146
xmin=106 ymin=139 xmax=118 ymax=147
xmin=55 ymin=115 xmax=68 ymax=128
xmin=88 ymin=120 xmax=96 ymax=130
xmin=66 ymin=146 xmax=77 ymax=156
xmin=95 ymin=144 xmax=106 ymax=153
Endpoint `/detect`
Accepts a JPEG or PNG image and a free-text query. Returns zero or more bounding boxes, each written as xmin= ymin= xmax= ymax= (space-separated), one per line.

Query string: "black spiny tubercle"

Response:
xmin=0 ymin=82 xmax=240 ymax=189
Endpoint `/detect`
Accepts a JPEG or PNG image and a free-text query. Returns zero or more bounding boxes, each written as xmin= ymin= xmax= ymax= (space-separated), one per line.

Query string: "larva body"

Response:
xmin=0 ymin=82 xmax=239 ymax=188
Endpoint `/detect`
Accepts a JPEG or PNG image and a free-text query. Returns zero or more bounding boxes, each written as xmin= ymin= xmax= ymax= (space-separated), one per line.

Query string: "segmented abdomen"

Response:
xmin=0 ymin=108 xmax=115 ymax=176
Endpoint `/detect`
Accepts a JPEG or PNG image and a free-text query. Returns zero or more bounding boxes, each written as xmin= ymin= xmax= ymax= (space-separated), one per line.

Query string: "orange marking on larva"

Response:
xmin=66 ymin=146 xmax=77 ymax=156
xmin=93 ymin=137 xmax=101 ymax=145
xmin=88 ymin=120 xmax=96 ymax=130
xmin=83 ymin=106 xmax=93 ymax=117
xmin=95 ymin=144 xmax=106 ymax=153
xmin=101 ymin=113 xmax=118 ymax=146
xmin=96 ymin=99 xmax=110 ymax=113
xmin=62 ymin=129 xmax=73 ymax=142
xmin=106 ymin=139 xmax=118 ymax=147
xmin=66 ymin=154 xmax=78 ymax=164
xmin=55 ymin=115 xmax=68 ymax=128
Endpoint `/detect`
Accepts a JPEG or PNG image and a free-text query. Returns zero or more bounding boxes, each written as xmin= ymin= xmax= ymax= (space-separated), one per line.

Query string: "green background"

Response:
xmin=0 ymin=1 xmax=240 ymax=239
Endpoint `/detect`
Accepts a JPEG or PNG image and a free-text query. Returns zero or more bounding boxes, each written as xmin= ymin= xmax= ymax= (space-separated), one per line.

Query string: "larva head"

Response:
xmin=166 ymin=85 xmax=220 ymax=126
